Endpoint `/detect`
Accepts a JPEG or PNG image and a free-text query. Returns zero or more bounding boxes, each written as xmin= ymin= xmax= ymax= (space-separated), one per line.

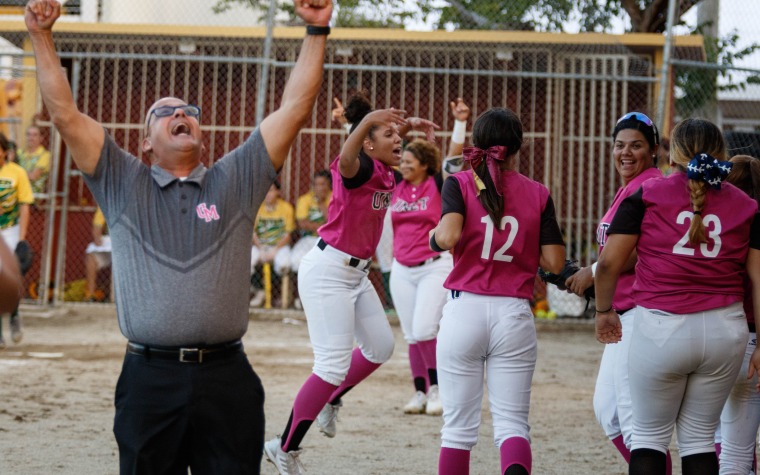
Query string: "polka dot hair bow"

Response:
xmin=463 ymin=145 xmax=508 ymax=196
xmin=686 ymin=153 xmax=733 ymax=190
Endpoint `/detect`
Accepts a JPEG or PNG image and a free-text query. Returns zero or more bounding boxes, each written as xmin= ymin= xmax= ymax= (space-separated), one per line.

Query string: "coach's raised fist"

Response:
xmin=25 ymin=0 xmax=61 ymax=32
xmin=295 ymin=0 xmax=333 ymax=27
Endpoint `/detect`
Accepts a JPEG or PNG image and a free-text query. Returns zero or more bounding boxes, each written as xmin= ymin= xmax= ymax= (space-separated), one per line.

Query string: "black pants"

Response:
xmin=114 ymin=349 xmax=265 ymax=475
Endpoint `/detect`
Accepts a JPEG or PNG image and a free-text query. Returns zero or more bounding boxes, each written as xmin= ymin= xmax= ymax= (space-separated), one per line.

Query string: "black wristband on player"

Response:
xmin=306 ymin=25 xmax=331 ymax=36
xmin=429 ymin=234 xmax=445 ymax=253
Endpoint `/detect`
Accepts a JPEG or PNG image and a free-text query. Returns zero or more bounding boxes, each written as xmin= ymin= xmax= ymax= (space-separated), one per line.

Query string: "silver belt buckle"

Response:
xmin=179 ymin=347 xmax=202 ymax=363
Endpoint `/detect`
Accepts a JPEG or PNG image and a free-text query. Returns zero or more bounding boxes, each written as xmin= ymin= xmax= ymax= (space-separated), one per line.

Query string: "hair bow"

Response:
xmin=463 ymin=146 xmax=508 ymax=196
xmin=686 ymin=153 xmax=732 ymax=190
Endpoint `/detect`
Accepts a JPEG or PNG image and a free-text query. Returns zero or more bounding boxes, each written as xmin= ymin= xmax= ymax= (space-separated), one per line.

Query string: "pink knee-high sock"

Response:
xmin=611 ymin=435 xmax=631 ymax=463
xmin=439 ymin=447 xmax=470 ymax=475
xmin=328 ymin=347 xmax=382 ymax=402
xmin=417 ymin=338 xmax=437 ymax=373
xmin=282 ymin=373 xmax=337 ymax=451
xmin=715 ymin=442 xmax=721 ymax=459
xmin=500 ymin=436 xmax=532 ymax=474
xmin=408 ymin=343 xmax=427 ymax=390
xmin=665 ymin=450 xmax=672 ymax=475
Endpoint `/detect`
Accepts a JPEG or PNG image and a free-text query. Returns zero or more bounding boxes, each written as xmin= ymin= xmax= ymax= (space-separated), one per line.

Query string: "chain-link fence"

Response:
xmin=0 ymin=0 xmax=757 ymax=316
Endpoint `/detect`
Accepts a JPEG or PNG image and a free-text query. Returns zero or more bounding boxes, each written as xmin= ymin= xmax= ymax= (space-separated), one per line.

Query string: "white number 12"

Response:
xmin=480 ymin=215 xmax=519 ymax=262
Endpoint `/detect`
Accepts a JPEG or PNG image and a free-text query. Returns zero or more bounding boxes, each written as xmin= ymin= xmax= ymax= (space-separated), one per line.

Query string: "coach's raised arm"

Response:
xmin=25 ymin=0 xmax=104 ymax=175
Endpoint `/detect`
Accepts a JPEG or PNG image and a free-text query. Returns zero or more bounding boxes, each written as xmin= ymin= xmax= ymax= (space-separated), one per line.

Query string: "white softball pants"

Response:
xmin=437 ymin=291 xmax=536 ymax=450
xmin=297 ymin=242 xmax=395 ymax=386
xmin=0 ymin=224 xmax=20 ymax=251
xmin=719 ymin=331 xmax=759 ymax=475
xmin=594 ymin=309 xmax=635 ymax=446
xmin=290 ymin=236 xmax=318 ymax=273
xmin=629 ymin=303 xmax=747 ymax=457
xmin=389 ymin=253 xmax=452 ymax=344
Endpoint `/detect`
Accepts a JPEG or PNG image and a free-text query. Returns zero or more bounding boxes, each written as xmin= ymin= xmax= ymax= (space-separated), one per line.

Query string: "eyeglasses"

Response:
xmin=147 ymin=104 xmax=201 ymax=128
xmin=616 ymin=111 xmax=659 ymax=144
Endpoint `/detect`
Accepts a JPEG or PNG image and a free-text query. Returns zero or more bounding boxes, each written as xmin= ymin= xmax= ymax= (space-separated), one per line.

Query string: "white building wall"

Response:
xmin=99 ymin=0 xmax=264 ymax=27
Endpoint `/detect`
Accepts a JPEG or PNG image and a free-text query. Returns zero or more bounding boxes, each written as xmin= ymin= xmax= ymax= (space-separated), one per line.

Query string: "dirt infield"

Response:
xmin=0 ymin=305 xmax=670 ymax=474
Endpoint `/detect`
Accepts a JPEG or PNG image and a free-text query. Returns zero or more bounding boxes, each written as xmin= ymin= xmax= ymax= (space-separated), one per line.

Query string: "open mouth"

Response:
xmin=393 ymin=147 xmax=403 ymax=158
xmin=171 ymin=123 xmax=191 ymax=136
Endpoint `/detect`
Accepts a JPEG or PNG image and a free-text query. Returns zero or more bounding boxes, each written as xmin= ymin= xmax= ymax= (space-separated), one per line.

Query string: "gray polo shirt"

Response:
xmin=83 ymin=128 xmax=276 ymax=346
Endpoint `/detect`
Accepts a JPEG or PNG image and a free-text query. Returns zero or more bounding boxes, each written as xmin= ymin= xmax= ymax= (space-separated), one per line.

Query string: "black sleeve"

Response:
xmin=540 ymin=196 xmax=565 ymax=245
xmin=434 ymin=172 xmax=444 ymax=193
xmin=342 ymin=153 xmax=375 ymax=190
xmin=441 ymin=177 xmax=465 ymax=216
xmin=751 ymin=212 xmax=760 ymax=250
xmin=607 ymin=187 xmax=645 ymax=235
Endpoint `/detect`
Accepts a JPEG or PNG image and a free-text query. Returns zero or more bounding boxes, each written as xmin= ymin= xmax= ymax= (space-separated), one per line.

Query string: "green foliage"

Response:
xmin=676 ymin=23 xmax=760 ymax=118
xmin=212 ymin=0 xmax=430 ymax=27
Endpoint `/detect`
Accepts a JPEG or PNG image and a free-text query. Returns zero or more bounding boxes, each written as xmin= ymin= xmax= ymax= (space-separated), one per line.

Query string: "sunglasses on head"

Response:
xmin=616 ymin=111 xmax=659 ymax=145
xmin=147 ymin=104 xmax=201 ymax=128
xmin=616 ymin=112 xmax=654 ymax=127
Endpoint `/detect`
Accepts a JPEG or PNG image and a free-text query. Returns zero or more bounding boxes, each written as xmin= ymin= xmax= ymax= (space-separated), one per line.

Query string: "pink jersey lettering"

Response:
xmin=391 ymin=176 xmax=442 ymax=266
xmin=318 ymin=155 xmax=396 ymax=259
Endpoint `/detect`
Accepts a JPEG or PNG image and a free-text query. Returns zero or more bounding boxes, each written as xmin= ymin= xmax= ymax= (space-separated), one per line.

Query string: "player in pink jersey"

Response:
xmin=565 ymin=112 xmax=666 ymax=469
xmin=391 ymin=98 xmax=470 ymax=417
xmin=595 ymin=119 xmax=760 ymax=475
xmin=716 ymin=155 xmax=760 ymax=475
xmin=429 ymin=107 xmax=566 ymax=475
xmin=264 ymin=93 xmax=437 ymax=475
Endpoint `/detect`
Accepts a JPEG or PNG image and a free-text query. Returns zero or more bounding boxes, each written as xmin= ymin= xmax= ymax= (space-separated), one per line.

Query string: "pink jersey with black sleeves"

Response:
xmin=597 ymin=167 xmax=662 ymax=311
xmin=444 ymin=170 xmax=549 ymax=299
xmin=391 ymin=176 xmax=443 ymax=266
xmin=318 ymin=155 xmax=396 ymax=260
xmin=632 ymin=172 xmax=757 ymax=313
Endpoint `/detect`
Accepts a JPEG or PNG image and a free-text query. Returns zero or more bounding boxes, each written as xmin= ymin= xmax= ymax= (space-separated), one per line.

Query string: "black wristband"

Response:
xmin=595 ymin=307 xmax=613 ymax=313
xmin=429 ymin=233 xmax=445 ymax=253
xmin=306 ymin=25 xmax=331 ymax=36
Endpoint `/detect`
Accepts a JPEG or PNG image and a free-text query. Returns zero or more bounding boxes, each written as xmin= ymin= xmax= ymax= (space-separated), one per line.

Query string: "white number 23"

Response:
xmin=672 ymin=211 xmax=722 ymax=258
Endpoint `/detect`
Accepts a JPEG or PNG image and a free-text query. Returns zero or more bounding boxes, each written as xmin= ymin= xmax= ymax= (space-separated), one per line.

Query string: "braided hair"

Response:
xmin=670 ymin=118 xmax=727 ymax=244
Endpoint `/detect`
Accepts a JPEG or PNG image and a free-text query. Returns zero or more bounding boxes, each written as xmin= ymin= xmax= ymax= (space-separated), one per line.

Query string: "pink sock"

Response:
xmin=408 ymin=343 xmax=427 ymax=389
xmin=500 ymin=436 xmax=532 ymax=474
xmin=611 ymin=435 xmax=631 ymax=463
xmin=328 ymin=347 xmax=382 ymax=402
xmin=282 ymin=373 xmax=337 ymax=451
xmin=439 ymin=447 xmax=470 ymax=475
xmin=715 ymin=442 xmax=721 ymax=459
xmin=665 ymin=449 xmax=672 ymax=475
xmin=417 ymin=338 xmax=437 ymax=379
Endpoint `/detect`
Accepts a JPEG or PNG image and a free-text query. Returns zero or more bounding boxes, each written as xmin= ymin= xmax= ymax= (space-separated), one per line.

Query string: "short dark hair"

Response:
xmin=612 ymin=113 xmax=659 ymax=150
xmin=314 ymin=170 xmax=332 ymax=187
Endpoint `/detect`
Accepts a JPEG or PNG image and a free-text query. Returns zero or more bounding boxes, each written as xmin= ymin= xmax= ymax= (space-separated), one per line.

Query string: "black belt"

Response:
xmin=411 ymin=255 xmax=442 ymax=268
xmin=126 ymin=340 xmax=243 ymax=363
xmin=750 ymin=322 xmax=756 ymax=333
xmin=317 ymin=238 xmax=372 ymax=271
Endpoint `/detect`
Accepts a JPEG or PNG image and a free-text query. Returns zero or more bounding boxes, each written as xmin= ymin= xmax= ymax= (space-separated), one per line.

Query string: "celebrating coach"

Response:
xmin=25 ymin=0 xmax=332 ymax=473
